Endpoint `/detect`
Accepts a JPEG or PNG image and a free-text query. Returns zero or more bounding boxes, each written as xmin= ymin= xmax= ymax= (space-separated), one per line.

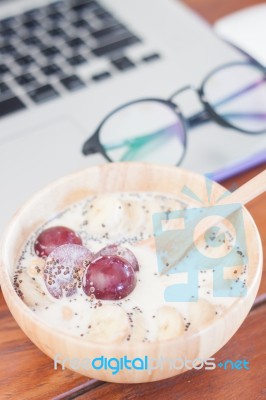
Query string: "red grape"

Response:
xmin=44 ymin=244 xmax=93 ymax=299
xmin=94 ymin=244 xmax=139 ymax=272
xmin=83 ymin=255 xmax=136 ymax=300
xmin=34 ymin=226 xmax=82 ymax=258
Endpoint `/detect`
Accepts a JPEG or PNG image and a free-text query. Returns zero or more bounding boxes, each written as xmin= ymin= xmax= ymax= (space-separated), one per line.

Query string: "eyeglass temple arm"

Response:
xmin=119 ymin=124 xmax=180 ymax=160
xmin=82 ymin=133 xmax=103 ymax=155
xmin=83 ymin=124 xmax=172 ymax=155
xmin=83 ymin=109 xmax=265 ymax=156
xmin=103 ymin=127 xmax=168 ymax=151
xmin=83 ymin=77 xmax=266 ymax=155
xmin=107 ymin=109 xmax=266 ymax=161
xmin=120 ymin=140 xmax=146 ymax=161
xmin=188 ymin=111 xmax=266 ymax=128
xmin=188 ymin=77 xmax=266 ymax=128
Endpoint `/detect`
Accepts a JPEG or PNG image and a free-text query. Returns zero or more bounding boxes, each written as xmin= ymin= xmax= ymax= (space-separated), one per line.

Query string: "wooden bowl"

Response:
xmin=0 ymin=162 xmax=262 ymax=383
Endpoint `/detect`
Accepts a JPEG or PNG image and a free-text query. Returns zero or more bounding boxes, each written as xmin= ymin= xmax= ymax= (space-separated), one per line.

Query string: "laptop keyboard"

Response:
xmin=0 ymin=0 xmax=161 ymax=118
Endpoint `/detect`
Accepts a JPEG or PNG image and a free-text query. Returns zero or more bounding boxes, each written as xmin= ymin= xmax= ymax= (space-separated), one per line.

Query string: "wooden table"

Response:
xmin=1 ymin=1 xmax=265 ymax=399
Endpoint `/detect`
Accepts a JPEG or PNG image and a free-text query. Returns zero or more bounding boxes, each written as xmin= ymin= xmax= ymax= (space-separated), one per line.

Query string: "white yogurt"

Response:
xmin=13 ymin=192 xmax=247 ymax=343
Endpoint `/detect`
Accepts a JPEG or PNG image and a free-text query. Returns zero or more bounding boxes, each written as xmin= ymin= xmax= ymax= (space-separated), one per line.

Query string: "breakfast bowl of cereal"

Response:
xmin=0 ymin=162 xmax=262 ymax=383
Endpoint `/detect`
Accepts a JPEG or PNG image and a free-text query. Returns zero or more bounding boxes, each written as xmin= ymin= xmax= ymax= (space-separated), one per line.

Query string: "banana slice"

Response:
xmin=129 ymin=309 xmax=146 ymax=342
xmin=85 ymin=194 xmax=124 ymax=234
xmin=134 ymin=237 xmax=156 ymax=252
xmin=145 ymin=197 xmax=184 ymax=233
xmin=62 ymin=306 xmax=74 ymax=321
xmin=14 ymin=269 xmax=52 ymax=308
xmin=156 ymin=306 xmax=184 ymax=341
xmin=189 ymin=298 xmax=216 ymax=328
xmin=124 ymin=199 xmax=146 ymax=235
xmin=27 ymin=257 xmax=45 ymax=277
xmin=224 ymin=265 xmax=244 ymax=280
xmin=85 ymin=194 xmax=146 ymax=238
xmin=87 ymin=305 xmax=130 ymax=343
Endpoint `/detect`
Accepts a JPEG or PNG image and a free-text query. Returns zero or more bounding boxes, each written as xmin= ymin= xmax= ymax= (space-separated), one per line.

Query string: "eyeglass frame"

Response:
xmin=82 ymin=60 xmax=266 ymax=165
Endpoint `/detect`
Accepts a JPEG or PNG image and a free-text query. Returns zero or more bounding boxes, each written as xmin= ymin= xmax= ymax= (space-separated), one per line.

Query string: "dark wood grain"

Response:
xmin=222 ymin=165 xmax=266 ymax=298
xmin=184 ymin=0 xmax=266 ymax=23
xmin=0 ymin=165 xmax=264 ymax=400
xmin=0 ymin=291 xmax=90 ymax=400
xmin=62 ymin=303 xmax=266 ymax=400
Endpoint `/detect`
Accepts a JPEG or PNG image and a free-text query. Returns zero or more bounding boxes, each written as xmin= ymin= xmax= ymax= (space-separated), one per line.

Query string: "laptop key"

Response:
xmin=15 ymin=73 xmax=36 ymax=86
xmin=23 ymin=36 xmax=43 ymax=48
xmin=92 ymin=71 xmax=111 ymax=81
xmin=0 ymin=44 xmax=16 ymax=55
xmin=42 ymin=64 xmax=62 ymax=76
xmin=142 ymin=53 xmax=161 ymax=63
xmin=23 ymin=19 xmax=41 ymax=30
xmin=0 ymin=16 xmax=16 ymax=28
xmin=41 ymin=46 xmax=60 ymax=57
xmin=95 ymin=10 xmax=114 ymax=21
xmin=72 ymin=19 xmax=90 ymax=29
xmin=47 ymin=1 xmax=65 ymax=11
xmin=47 ymin=12 xmax=64 ymax=21
xmin=0 ymin=96 xmax=26 ymax=118
xmin=112 ymin=56 xmax=135 ymax=71
xmin=23 ymin=8 xmax=41 ymax=19
xmin=60 ymin=75 xmax=85 ymax=91
xmin=91 ymin=24 xmax=128 ymax=40
xmin=92 ymin=36 xmax=140 ymax=57
xmin=28 ymin=84 xmax=59 ymax=104
xmin=0 ymin=64 xmax=9 ymax=75
xmin=48 ymin=27 xmax=67 ymax=38
xmin=0 ymin=82 xmax=11 ymax=96
xmin=67 ymin=38 xmax=85 ymax=49
xmin=72 ymin=1 xmax=99 ymax=14
xmin=67 ymin=54 xmax=87 ymax=66
xmin=0 ymin=27 xmax=16 ymax=38
xmin=16 ymin=55 xmax=35 ymax=67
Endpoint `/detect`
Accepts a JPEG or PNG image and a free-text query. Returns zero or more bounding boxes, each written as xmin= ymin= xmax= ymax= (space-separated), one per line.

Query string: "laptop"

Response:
xmin=0 ymin=0 xmax=265 ymax=233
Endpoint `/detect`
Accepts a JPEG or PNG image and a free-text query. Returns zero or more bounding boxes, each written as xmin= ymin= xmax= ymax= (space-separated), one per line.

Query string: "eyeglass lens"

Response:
xmin=97 ymin=63 xmax=265 ymax=165
xmin=203 ymin=63 xmax=266 ymax=133
xmin=99 ymin=100 xmax=186 ymax=164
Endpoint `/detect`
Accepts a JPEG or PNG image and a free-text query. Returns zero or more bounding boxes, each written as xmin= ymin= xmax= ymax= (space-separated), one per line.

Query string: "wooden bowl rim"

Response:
xmin=0 ymin=162 xmax=263 ymax=351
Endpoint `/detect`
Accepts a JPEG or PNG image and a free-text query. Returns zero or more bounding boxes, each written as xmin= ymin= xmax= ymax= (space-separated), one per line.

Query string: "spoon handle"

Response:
xmin=220 ymin=169 xmax=266 ymax=205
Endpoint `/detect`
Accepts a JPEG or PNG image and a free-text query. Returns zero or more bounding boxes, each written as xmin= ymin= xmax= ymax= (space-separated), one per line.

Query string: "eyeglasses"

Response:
xmin=82 ymin=61 xmax=266 ymax=165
